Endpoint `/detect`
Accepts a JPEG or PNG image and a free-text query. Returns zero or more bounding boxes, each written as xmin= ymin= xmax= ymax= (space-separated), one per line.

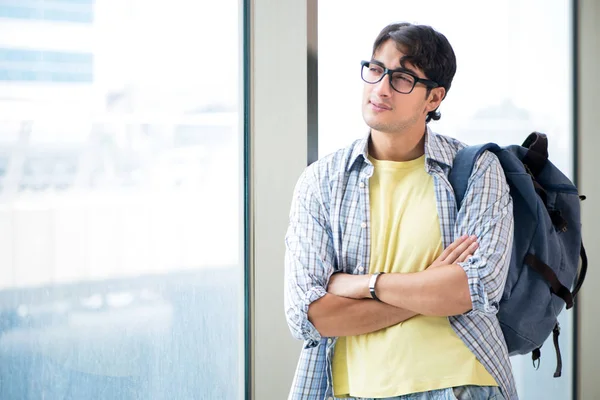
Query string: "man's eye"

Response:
xmin=393 ymin=74 xmax=412 ymax=83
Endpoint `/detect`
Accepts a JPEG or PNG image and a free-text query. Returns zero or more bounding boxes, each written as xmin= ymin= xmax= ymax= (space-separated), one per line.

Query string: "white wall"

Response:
xmin=577 ymin=0 xmax=600 ymax=398
xmin=250 ymin=1 xmax=307 ymax=399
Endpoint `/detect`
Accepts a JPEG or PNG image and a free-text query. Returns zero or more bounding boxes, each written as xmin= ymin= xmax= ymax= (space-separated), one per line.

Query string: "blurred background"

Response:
xmin=0 ymin=1 xmax=243 ymax=399
xmin=0 ymin=0 xmax=598 ymax=399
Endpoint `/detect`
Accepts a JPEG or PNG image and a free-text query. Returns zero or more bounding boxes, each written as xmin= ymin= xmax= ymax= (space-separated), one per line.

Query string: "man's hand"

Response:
xmin=327 ymin=272 xmax=370 ymax=299
xmin=429 ymin=234 xmax=478 ymax=269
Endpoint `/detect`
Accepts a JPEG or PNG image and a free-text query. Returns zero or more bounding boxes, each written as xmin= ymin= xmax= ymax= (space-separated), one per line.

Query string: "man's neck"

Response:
xmin=368 ymin=127 xmax=427 ymax=162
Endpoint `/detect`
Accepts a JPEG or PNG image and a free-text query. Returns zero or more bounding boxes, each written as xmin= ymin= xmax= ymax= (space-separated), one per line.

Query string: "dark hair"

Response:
xmin=372 ymin=22 xmax=457 ymax=122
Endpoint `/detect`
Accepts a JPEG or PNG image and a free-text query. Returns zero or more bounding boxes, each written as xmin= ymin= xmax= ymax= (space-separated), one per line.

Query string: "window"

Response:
xmin=0 ymin=1 xmax=245 ymax=399
xmin=318 ymin=1 xmax=574 ymax=398
xmin=0 ymin=48 xmax=94 ymax=82
xmin=0 ymin=0 xmax=95 ymax=24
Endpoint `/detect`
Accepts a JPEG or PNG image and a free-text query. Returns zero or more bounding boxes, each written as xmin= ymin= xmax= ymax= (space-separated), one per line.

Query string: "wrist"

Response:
xmin=360 ymin=274 xmax=371 ymax=298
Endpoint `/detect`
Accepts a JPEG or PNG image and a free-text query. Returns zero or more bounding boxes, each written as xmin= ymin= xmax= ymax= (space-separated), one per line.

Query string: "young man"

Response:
xmin=284 ymin=22 xmax=515 ymax=400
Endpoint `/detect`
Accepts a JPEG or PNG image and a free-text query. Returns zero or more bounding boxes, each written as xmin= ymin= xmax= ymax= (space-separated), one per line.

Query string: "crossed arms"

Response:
xmin=308 ymin=235 xmax=478 ymax=338
xmin=284 ymin=153 xmax=514 ymax=343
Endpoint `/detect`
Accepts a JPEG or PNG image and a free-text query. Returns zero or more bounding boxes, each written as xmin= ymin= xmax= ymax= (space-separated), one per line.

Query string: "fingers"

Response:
xmin=436 ymin=234 xmax=469 ymax=262
xmin=456 ymin=241 xmax=479 ymax=263
xmin=446 ymin=236 xmax=478 ymax=263
xmin=438 ymin=235 xmax=477 ymax=263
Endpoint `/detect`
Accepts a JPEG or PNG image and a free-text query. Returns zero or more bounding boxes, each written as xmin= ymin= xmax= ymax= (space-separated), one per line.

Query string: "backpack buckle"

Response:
xmin=532 ymin=348 xmax=541 ymax=370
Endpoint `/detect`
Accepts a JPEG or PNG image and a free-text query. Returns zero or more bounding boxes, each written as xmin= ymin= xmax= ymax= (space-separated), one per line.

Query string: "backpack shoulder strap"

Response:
xmin=449 ymin=143 xmax=501 ymax=208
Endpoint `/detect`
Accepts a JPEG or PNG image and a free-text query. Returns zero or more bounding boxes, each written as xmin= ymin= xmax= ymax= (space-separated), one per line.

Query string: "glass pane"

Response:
xmin=319 ymin=1 xmax=573 ymax=399
xmin=0 ymin=1 xmax=245 ymax=399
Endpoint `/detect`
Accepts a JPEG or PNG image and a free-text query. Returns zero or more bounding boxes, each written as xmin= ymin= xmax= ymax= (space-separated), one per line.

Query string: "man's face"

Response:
xmin=362 ymin=39 xmax=440 ymax=135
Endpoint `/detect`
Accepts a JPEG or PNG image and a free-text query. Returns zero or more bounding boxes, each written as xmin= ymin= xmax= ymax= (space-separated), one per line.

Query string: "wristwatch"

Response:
xmin=369 ymin=272 xmax=385 ymax=302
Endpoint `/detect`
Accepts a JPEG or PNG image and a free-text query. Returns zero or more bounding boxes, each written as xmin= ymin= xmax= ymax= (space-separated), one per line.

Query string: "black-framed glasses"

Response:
xmin=360 ymin=60 xmax=439 ymax=94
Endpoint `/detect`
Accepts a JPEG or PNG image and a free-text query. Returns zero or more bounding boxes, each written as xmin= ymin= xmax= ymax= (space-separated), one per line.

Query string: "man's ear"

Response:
xmin=426 ymin=87 xmax=446 ymax=113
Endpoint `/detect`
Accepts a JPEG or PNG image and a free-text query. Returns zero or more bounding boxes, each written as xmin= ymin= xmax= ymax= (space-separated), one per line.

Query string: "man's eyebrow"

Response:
xmin=369 ymin=58 xmax=418 ymax=75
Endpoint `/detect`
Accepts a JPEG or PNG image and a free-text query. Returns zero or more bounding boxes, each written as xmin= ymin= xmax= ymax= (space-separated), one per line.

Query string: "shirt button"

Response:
xmin=328 ymin=397 xmax=334 ymax=400
xmin=359 ymin=181 xmax=365 ymax=188
xmin=361 ymin=222 xmax=367 ymax=228
xmin=327 ymin=338 xmax=332 ymax=344
xmin=357 ymin=266 xmax=364 ymax=273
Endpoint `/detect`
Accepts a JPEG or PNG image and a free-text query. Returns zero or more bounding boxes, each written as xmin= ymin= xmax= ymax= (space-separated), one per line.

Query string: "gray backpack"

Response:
xmin=449 ymin=132 xmax=587 ymax=377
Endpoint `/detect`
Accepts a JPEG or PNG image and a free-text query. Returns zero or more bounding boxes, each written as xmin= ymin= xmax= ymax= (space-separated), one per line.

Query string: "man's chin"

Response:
xmin=363 ymin=114 xmax=386 ymax=130
xmin=364 ymin=119 xmax=391 ymax=133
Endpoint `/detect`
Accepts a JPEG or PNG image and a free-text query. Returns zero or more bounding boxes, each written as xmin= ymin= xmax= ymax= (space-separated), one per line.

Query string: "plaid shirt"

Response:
xmin=284 ymin=127 xmax=517 ymax=400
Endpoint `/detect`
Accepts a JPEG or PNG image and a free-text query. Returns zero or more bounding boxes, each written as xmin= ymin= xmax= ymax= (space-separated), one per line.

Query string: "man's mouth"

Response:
xmin=369 ymin=101 xmax=392 ymax=111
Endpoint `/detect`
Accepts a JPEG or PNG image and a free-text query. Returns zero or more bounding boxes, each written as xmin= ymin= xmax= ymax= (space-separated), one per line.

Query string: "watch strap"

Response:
xmin=369 ymin=272 xmax=385 ymax=302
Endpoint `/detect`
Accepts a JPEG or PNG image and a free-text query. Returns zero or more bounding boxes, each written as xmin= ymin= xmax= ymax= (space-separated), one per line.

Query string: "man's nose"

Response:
xmin=372 ymin=73 xmax=392 ymax=97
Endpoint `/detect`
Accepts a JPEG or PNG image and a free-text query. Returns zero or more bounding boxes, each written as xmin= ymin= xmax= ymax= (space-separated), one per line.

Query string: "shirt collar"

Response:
xmin=347 ymin=126 xmax=454 ymax=172
xmin=424 ymin=126 xmax=454 ymax=168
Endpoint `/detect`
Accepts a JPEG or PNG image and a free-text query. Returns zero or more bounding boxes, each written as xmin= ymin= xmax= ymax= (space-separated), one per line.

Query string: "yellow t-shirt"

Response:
xmin=332 ymin=154 xmax=497 ymax=398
